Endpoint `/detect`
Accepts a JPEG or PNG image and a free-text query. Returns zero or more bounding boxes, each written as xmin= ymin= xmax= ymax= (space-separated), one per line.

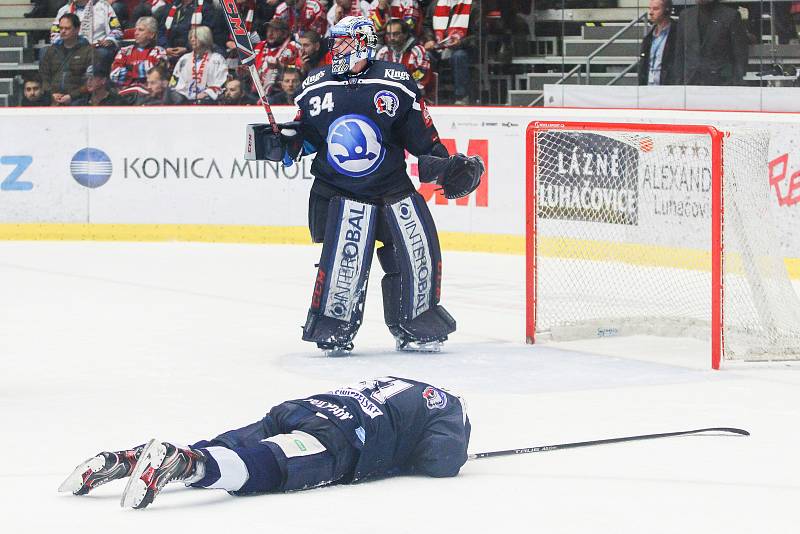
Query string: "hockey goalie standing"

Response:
xmin=247 ymin=16 xmax=484 ymax=356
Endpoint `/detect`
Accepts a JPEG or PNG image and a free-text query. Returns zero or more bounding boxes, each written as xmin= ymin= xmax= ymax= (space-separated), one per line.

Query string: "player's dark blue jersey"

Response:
xmin=286 ymin=376 xmax=470 ymax=481
xmin=293 ymin=61 xmax=442 ymax=200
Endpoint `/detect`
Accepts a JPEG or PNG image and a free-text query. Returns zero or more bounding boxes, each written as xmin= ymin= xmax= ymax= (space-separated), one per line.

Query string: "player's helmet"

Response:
xmin=328 ymin=16 xmax=378 ymax=75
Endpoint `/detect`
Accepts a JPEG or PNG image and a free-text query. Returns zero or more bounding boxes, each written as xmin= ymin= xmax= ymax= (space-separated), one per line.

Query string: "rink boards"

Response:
xmin=1 ymin=106 xmax=800 ymax=271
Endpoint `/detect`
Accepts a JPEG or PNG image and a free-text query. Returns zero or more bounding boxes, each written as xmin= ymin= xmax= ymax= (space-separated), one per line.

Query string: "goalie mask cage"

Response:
xmin=525 ymin=121 xmax=800 ymax=369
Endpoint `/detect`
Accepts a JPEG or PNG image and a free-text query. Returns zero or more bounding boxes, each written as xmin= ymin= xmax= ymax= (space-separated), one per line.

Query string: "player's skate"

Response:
xmin=59 ymin=446 xmax=144 ymax=495
xmin=394 ymin=336 xmax=444 ymax=353
xmin=120 ymin=439 xmax=204 ymax=509
xmin=318 ymin=341 xmax=354 ymax=357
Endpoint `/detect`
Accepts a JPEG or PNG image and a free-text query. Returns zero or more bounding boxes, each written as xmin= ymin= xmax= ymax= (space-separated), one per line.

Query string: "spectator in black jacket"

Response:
xmin=132 ymin=64 xmax=187 ymax=105
xmin=638 ymin=0 xmax=675 ymax=85
xmin=671 ymin=0 xmax=749 ymax=85
xmin=18 ymin=73 xmax=51 ymax=107
xmin=71 ymin=63 xmax=128 ymax=106
xmin=156 ymin=0 xmax=227 ymax=61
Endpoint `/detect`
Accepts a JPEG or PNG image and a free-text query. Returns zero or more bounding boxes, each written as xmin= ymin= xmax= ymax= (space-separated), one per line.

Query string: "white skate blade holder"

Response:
xmin=396 ymin=339 xmax=443 ymax=353
xmin=120 ymin=439 xmax=166 ymax=509
xmin=58 ymin=455 xmax=106 ymax=494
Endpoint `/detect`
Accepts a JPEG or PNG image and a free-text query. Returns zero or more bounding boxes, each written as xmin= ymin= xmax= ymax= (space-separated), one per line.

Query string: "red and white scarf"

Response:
xmin=432 ymin=0 xmax=471 ymax=41
xmin=164 ymin=0 xmax=204 ymax=35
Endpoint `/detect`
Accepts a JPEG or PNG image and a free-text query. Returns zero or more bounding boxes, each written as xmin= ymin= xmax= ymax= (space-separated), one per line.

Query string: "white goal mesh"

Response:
xmin=527 ymin=122 xmax=800 ymax=366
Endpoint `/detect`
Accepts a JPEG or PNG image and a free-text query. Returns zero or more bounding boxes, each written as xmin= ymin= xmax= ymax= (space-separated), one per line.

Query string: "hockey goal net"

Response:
xmin=525 ymin=121 xmax=800 ymax=369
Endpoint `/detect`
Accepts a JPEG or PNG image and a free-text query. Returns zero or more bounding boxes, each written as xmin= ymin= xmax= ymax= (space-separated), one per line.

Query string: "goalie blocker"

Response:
xmin=302 ymin=194 xmax=455 ymax=352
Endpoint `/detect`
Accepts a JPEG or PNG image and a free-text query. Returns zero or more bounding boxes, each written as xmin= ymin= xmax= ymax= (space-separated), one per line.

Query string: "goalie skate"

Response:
xmin=120 ymin=439 xmax=204 ymax=509
xmin=58 ymin=446 xmax=143 ymax=495
xmin=395 ymin=337 xmax=443 ymax=353
xmin=318 ymin=341 xmax=354 ymax=357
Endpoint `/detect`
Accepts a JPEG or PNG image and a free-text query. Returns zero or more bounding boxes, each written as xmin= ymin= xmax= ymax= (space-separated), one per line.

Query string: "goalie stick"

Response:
xmin=468 ymin=427 xmax=749 ymax=460
xmin=219 ymin=0 xmax=279 ymax=134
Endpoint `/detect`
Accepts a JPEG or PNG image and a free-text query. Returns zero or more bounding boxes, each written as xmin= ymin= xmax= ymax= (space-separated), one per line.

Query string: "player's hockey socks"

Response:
xmin=59 ymin=445 xmax=144 ymax=495
xmin=120 ymin=439 xmax=205 ymax=509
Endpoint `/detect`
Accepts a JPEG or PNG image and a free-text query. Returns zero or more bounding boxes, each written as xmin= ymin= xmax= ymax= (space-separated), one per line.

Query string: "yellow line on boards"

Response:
xmin=1 ymin=223 xmax=798 ymax=279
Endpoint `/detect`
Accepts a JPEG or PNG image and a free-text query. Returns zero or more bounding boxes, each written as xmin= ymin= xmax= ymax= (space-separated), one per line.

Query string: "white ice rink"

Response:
xmin=2 ymin=241 xmax=799 ymax=533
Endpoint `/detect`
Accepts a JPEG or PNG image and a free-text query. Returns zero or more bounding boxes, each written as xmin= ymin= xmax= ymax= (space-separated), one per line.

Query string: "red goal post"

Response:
xmin=525 ymin=121 xmax=800 ymax=369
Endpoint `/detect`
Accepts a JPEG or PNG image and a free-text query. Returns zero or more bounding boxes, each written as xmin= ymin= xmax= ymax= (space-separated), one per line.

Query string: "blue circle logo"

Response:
xmin=70 ymin=147 xmax=112 ymax=188
xmin=326 ymin=114 xmax=385 ymax=178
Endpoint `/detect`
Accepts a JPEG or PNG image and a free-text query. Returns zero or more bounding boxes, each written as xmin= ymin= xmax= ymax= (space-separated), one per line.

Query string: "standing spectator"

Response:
xmin=638 ymin=0 xmax=675 ymax=85
xmin=671 ymin=0 xmax=749 ymax=85
xmin=423 ymin=0 xmax=478 ymax=105
xmin=376 ymin=19 xmax=432 ymax=99
xmin=253 ymin=18 xmax=301 ymax=94
xmin=274 ymin=0 xmax=328 ymax=38
xmin=369 ymin=0 xmax=422 ymax=39
xmin=71 ymin=63 xmax=128 ymax=105
xmin=267 ymin=66 xmax=302 ymax=103
xmin=219 ymin=77 xmax=258 ymax=104
xmin=156 ymin=0 xmax=227 ymax=61
xmin=328 ymin=0 xmax=371 ymax=31
xmin=133 ymin=64 xmax=187 ymax=104
xmin=295 ymin=30 xmax=329 ymax=75
xmin=40 ymin=13 xmax=94 ymax=106
xmin=172 ymin=25 xmax=229 ymax=103
xmin=18 ymin=73 xmax=51 ymax=107
xmin=110 ymin=16 xmax=166 ymax=95
xmin=51 ymin=0 xmax=123 ymax=70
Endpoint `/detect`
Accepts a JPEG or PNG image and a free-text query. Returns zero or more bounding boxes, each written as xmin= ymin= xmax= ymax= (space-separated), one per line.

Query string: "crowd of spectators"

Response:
xmin=21 ymin=0 xmax=482 ymax=107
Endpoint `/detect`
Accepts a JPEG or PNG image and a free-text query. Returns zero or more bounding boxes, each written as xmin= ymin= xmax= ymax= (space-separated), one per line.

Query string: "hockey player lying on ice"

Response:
xmin=60 ymin=377 xmax=470 ymax=509
xmin=246 ymin=16 xmax=484 ymax=357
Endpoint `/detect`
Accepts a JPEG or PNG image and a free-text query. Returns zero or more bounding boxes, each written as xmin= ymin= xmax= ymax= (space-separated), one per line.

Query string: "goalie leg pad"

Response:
xmin=302 ymin=196 xmax=378 ymax=347
xmin=382 ymin=193 xmax=456 ymax=342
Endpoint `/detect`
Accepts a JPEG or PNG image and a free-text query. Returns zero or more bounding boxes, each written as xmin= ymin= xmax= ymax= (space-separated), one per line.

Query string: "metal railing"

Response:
xmin=529 ymin=12 xmax=647 ymax=107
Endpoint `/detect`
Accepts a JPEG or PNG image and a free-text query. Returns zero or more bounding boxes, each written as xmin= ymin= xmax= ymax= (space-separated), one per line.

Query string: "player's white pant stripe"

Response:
xmin=203 ymin=446 xmax=249 ymax=491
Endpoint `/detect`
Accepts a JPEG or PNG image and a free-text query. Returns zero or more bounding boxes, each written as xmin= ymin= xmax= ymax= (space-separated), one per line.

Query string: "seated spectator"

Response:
xmin=370 ymin=0 xmax=422 ymax=40
xmin=18 ymin=73 xmax=51 ymax=107
xmin=253 ymin=18 xmax=301 ymax=95
xmin=40 ymin=13 xmax=94 ymax=106
xmin=172 ymin=25 xmax=229 ymax=103
xmin=423 ymin=0 xmax=479 ymax=105
xmin=671 ymin=0 xmax=749 ymax=85
xmin=638 ymin=0 xmax=675 ymax=85
xmin=110 ymin=16 xmax=167 ymax=96
xmin=327 ymin=0 xmax=371 ymax=31
xmin=51 ymin=0 xmax=123 ymax=70
xmin=295 ymin=30 xmax=329 ymax=75
xmin=156 ymin=0 xmax=227 ymax=61
xmin=274 ymin=0 xmax=328 ymax=39
xmin=113 ymin=0 xmax=153 ymax=30
xmin=376 ymin=19 xmax=432 ymax=98
xmin=71 ymin=63 xmax=129 ymax=105
xmin=132 ymin=64 xmax=187 ymax=105
xmin=219 ymin=78 xmax=258 ymax=105
xmin=268 ymin=66 xmax=302 ymax=104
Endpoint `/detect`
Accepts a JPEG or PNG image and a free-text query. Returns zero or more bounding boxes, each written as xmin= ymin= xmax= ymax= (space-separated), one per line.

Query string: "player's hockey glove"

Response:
xmin=418 ymin=153 xmax=484 ymax=199
xmin=245 ymin=121 xmax=304 ymax=162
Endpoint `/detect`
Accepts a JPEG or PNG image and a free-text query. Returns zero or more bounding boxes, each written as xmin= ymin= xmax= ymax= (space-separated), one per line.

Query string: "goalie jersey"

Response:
xmin=293 ymin=60 xmax=443 ymax=200
xmin=287 ymin=376 xmax=470 ymax=481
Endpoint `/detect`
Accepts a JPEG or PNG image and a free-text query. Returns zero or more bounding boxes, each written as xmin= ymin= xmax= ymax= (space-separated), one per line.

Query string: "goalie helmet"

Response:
xmin=328 ymin=16 xmax=378 ymax=75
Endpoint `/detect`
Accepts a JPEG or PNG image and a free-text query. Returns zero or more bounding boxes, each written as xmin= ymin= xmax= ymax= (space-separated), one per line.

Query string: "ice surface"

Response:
xmin=1 ymin=242 xmax=798 ymax=533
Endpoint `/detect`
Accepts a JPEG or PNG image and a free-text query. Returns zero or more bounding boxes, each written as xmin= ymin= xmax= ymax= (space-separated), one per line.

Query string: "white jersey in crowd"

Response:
xmin=50 ymin=0 xmax=123 ymax=45
xmin=326 ymin=1 xmax=372 ymax=34
xmin=171 ymin=50 xmax=229 ymax=101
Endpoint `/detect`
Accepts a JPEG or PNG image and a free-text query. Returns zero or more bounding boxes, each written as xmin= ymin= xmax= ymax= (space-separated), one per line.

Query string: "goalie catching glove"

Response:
xmin=418 ymin=153 xmax=484 ymax=199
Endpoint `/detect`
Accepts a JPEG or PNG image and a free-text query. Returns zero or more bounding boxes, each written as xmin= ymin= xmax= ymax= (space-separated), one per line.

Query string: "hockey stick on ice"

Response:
xmin=219 ymin=0 xmax=279 ymax=133
xmin=468 ymin=427 xmax=749 ymax=460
